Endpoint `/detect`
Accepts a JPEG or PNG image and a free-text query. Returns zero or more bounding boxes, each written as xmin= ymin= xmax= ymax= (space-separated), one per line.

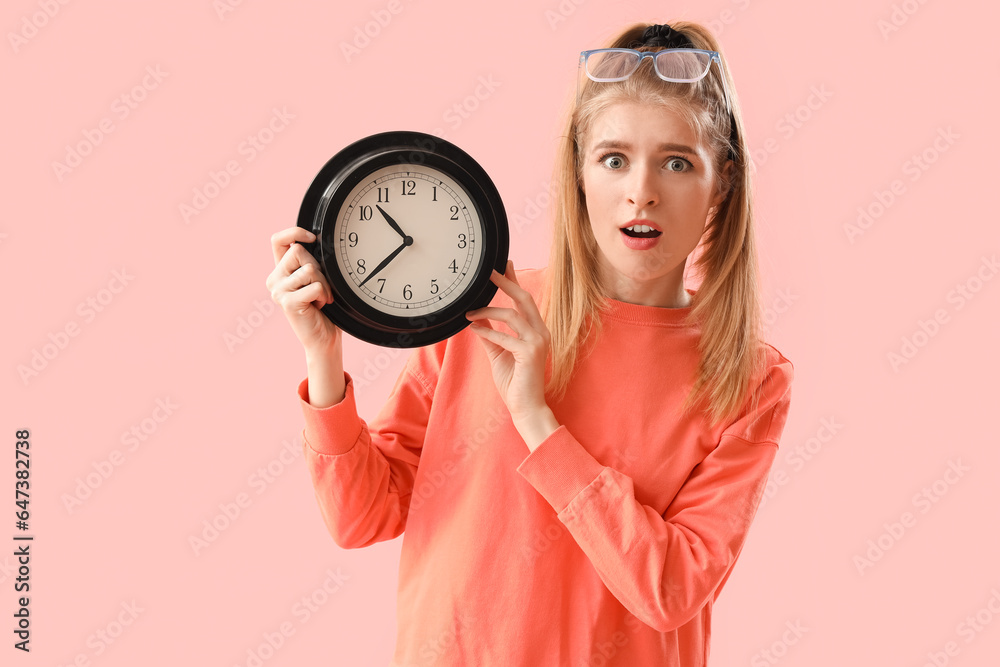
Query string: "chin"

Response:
xmin=615 ymin=253 xmax=679 ymax=282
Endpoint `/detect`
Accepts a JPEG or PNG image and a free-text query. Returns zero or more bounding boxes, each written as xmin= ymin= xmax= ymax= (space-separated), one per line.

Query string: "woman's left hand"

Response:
xmin=465 ymin=260 xmax=552 ymax=428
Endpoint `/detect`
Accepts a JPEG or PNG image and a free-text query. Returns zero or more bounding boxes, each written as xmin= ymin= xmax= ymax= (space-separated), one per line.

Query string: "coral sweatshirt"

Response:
xmin=297 ymin=266 xmax=794 ymax=666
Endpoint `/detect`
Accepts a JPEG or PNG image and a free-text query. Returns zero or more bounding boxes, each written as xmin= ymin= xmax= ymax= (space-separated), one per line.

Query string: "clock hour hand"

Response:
xmin=358 ymin=235 xmax=413 ymax=288
xmin=375 ymin=204 xmax=409 ymax=240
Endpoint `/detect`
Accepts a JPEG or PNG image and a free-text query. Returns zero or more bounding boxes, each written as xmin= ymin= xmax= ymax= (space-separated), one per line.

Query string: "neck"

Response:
xmin=599 ymin=262 xmax=690 ymax=309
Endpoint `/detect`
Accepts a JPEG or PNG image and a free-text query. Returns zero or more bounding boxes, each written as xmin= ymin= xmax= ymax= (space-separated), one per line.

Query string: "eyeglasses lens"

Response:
xmin=585 ymin=51 xmax=640 ymax=81
xmin=654 ymin=51 xmax=712 ymax=81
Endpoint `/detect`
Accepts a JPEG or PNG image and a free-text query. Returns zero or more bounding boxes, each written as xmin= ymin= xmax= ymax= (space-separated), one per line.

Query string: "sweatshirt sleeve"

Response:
xmin=516 ymin=355 xmax=794 ymax=633
xmin=297 ymin=350 xmax=436 ymax=550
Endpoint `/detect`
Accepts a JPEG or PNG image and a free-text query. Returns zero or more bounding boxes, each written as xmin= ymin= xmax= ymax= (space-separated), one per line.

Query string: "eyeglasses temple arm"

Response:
xmin=715 ymin=56 xmax=732 ymax=116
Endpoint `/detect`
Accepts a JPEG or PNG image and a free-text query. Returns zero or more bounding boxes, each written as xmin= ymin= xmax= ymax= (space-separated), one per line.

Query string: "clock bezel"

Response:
xmin=297 ymin=131 xmax=509 ymax=348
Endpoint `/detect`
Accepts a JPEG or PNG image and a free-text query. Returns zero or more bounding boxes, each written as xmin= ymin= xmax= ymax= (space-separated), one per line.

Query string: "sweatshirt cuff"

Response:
xmin=515 ymin=425 xmax=606 ymax=514
xmin=297 ymin=371 xmax=364 ymax=456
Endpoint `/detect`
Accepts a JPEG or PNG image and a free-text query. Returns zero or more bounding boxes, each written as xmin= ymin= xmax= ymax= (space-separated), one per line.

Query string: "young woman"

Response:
xmin=267 ymin=20 xmax=794 ymax=667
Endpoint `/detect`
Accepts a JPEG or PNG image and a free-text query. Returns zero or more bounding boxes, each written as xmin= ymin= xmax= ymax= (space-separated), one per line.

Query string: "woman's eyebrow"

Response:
xmin=590 ymin=139 xmax=698 ymax=155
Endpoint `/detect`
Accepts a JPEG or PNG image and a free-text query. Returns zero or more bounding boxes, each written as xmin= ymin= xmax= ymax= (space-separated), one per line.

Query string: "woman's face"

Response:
xmin=580 ymin=100 xmax=730 ymax=307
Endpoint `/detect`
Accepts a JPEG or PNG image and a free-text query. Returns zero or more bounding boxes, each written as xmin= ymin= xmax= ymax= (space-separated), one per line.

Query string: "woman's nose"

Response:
xmin=626 ymin=163 xmax=659 ymax=207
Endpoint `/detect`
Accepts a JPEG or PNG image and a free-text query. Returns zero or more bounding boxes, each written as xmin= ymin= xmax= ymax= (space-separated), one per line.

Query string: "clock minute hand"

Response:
xmin=358 ymin=235 xmax=413 ymax=288
xmin=375 ymin=204 xmax=409 ymax=240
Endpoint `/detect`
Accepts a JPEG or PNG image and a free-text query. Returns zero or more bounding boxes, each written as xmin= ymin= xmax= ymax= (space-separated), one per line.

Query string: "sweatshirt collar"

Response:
xmin=600 ymin=289 xmax=698 ymax=327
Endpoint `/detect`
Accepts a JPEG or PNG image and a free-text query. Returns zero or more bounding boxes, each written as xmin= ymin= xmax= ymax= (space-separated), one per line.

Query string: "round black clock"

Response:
xmin=297 ymin=130 xmax=509 ymax=348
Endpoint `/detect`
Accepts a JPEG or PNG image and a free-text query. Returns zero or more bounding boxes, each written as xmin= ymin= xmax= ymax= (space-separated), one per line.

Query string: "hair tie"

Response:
xmin=641 ymin=23 xmax=693 ymax=49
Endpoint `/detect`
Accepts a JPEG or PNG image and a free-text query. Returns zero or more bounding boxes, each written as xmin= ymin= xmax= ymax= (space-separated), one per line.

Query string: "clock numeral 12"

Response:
xmin=401 ymin=180 xmax=416 ymax=196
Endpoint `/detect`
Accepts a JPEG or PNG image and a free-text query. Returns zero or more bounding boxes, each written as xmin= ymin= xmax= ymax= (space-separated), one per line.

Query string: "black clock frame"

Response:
xmin=297 ymin=131 xmax=509 ymax=348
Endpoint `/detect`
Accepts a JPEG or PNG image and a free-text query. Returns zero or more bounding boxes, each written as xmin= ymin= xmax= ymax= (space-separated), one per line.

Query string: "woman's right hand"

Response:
xmin=266 ymin=227 xmax=340 ymax=356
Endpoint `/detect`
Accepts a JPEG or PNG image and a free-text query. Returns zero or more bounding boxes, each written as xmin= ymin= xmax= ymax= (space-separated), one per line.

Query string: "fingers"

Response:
xmin=466 ymin=317 xmax=504 ymax=356
xmin=287 ymin=262 xmax=322 ymax=295
xmin=502 ymin=259 xmax=518 ymax=285
xmin=287 ymin=277 xmax=329 ymax=312
xmin=467 ymin=315 xmax=548 ymax=365
xmin=475 ymin=260 xmax=549 ymax=344
xmin=466 ymin=306 xmax=536 ymax=344
xmin=267 ymin=239 xmax=334 ymax=307
xmin=275 ymin=266 xmax=331 ymax=312
xmin=271 ymin=227 xmax=317 ymax=267
xmin=467 ymin=316 xmax=521 ymax=355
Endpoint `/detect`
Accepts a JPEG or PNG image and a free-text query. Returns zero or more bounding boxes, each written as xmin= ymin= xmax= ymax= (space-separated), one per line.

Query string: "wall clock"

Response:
xmin=297 ymin=130 xmax=509 ymax=348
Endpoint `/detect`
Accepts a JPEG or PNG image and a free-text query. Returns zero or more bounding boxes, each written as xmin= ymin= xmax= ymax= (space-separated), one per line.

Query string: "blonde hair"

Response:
xmin=540 ymin=20 xmax=767 ymax=429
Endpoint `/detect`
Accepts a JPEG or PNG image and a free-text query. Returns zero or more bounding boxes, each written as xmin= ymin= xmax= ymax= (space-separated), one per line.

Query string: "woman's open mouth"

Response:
xmin=619 ymin=225 xmax=662 ymax=249
xmin=621 ymin=225 xmax=662 ymax=239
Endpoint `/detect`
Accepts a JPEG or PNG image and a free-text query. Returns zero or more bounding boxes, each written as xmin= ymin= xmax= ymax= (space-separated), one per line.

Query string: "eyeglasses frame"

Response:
xmin=577 ymin=47 xmax=732 ymax=116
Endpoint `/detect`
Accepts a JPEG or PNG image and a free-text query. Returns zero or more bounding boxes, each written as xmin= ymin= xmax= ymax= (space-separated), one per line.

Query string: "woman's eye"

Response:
xmin=601 ymin=154 xmax=624 ymax=169
xmin=666 ymin=157 xmax=690 ymax=172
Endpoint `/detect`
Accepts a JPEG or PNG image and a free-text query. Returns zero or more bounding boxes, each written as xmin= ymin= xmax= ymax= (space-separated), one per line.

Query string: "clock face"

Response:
xmin=335 ymin=163 xmax=485 ymax=318
xmin=299 ymin=130 xmax=508 ymax=348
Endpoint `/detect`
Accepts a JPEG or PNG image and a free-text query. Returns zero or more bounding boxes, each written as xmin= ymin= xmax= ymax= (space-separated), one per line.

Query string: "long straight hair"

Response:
xmin=540 ymin=20 xmax=767 ymax=429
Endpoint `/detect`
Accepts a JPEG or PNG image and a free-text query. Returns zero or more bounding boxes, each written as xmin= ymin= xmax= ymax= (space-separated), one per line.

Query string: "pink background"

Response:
xmin=4 ymin=0 xmax=999 ymax=664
